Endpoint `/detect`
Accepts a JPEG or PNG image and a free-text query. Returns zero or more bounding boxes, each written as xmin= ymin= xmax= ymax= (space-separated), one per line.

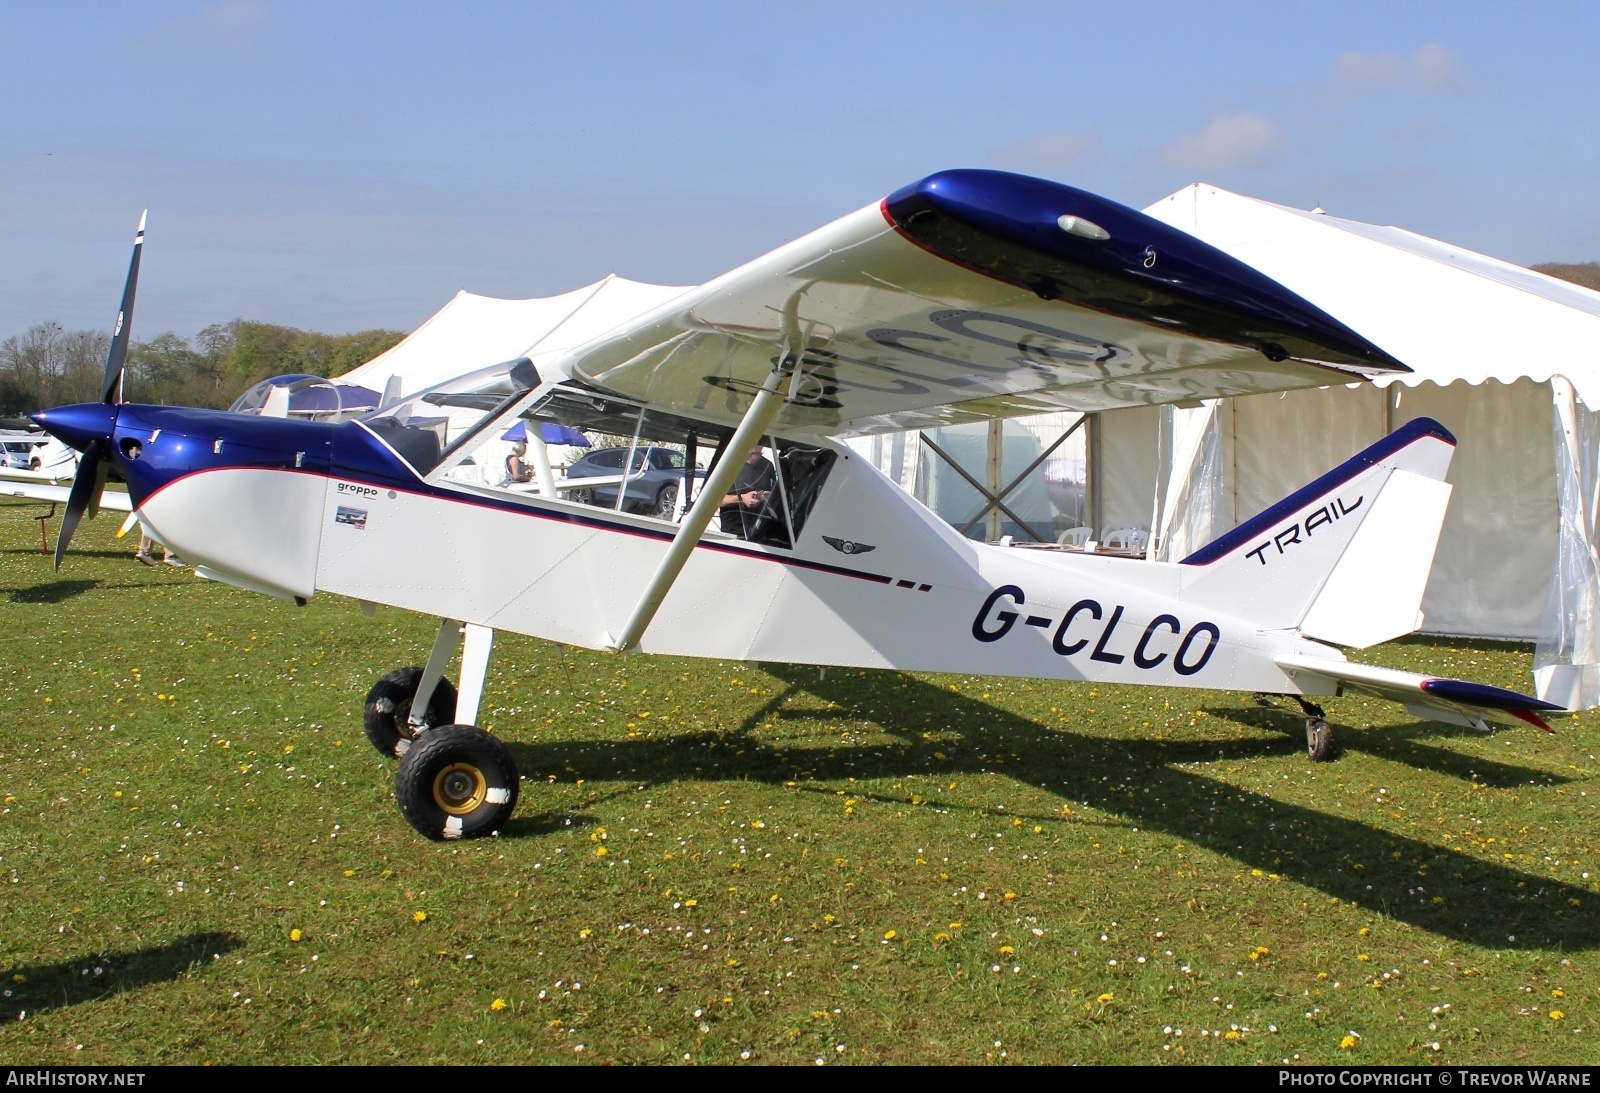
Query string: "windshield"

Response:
xmin=360 ymin=358 xmax=540 ymax=475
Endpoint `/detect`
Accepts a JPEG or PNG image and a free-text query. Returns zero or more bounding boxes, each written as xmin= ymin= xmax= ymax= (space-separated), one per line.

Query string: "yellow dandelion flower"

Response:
xmin=1551 ymin=1010 xmax=1566 ymax=1020
xmin=823 ymin=914 xmax=836 ymax=924
xmin=1097 ymin=993 xmax=1113 ymax=1004
xmin=1358 ymin=927 xmax=1371 ymax=937
xmin=684 ymin=899 xmax=698 ymax=907
xmin=578 ymin=928 xmax=593 ymax=939
xmin=595 ymin=847 xmax=608 ymax=857
xmin=289 ymin=928 xmax=302 ymax=942
xmin=999 ymin=945 xmax=1014 ymax=955
xmin=1357 ymin=953 xmax=1371 ymax=962
xmin=490 ymin=998 xmax=507 ymax=1012
xmin=412 ymin=911 xmax=427 ymax=923
xmin=1225 ymin=1030 xmax=1241 ymax=1041
xmin=343 ymin=870 xmax=354 ymax=877
xmin=884 ymin=930 xmax=897 ymax=940
xmin=1553 ymin=989 xmax=1566 ymax=998
xmin=1340 ymin=1035 xmax=1357 ymax=1050
xmin=1003 ymin=891 xmax=1017 ymax=901
xmin=934 ymin=933 xmax=951 ymax=942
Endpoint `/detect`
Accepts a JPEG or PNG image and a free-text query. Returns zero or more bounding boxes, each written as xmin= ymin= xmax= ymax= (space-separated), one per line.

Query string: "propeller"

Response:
xmin=37 ymin=211 xmax=145 ymax=569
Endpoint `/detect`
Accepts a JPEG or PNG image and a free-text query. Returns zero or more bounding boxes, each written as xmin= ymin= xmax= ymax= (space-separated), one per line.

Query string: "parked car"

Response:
xmin=0 ymin=437 xmax=47 ymax=470
xmin=563 ymin=446 xmax=705 ymax=518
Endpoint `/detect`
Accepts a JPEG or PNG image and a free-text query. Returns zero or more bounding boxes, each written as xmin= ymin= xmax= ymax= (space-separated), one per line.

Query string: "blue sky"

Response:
xmin=4 ymin=1 xmax=1597 ymax=340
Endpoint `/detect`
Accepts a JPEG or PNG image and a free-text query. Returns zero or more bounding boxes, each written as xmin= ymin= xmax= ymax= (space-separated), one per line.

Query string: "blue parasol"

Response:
xmin=501 ymin=420 xmax=590 ymax=447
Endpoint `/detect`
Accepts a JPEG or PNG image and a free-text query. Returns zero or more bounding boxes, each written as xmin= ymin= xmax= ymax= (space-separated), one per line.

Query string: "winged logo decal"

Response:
xmin=823 ymin=536 xmax=875 ymax=555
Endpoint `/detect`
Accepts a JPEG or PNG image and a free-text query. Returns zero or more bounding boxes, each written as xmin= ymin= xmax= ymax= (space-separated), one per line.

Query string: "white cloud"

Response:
xmin=1158 ymin=112 xmax=1280 ymax=173
xmin=1335 ymin=41 xmax=1467 ymax=95
xmin=987 ymin=129 xmax=1101 ymax=173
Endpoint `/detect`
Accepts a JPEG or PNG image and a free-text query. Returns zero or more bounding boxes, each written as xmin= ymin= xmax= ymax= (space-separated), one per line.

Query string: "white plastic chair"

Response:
xmin=1102 ymin=526 xmax=1148 ymax=551
xmin=1056 ymin=526 xmax=1093 ymax=547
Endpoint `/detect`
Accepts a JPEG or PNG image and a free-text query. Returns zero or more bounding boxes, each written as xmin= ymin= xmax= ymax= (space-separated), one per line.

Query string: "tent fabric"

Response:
xmin=340 ymin=275 xmax=691 ymax=399
xmin=1145 ymin=184 xmax=1600 ymax=409
xmin=1535 ymin=377 xmax=1600 ymax=709
xmin=1099 ymin=182 xmax=1589 ymax=658
xmin=1105 ymin=367 xmax=1560 ymax=643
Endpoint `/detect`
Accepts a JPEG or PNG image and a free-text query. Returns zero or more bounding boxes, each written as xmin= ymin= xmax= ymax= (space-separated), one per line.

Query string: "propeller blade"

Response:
xmin=54 ymin=437 xmax=107 ymax=570
xmin=102 ymin=211 xmax=146 ymax=405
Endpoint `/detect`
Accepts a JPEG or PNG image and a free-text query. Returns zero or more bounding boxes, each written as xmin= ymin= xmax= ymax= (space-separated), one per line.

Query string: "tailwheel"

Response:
xmin=363 ymin=667 xmax=458 ymax=758
xmin=1305 ymin=717 xmax=1335 ymax=762
xmin=395 ymin=725 xmax=519 ymax=840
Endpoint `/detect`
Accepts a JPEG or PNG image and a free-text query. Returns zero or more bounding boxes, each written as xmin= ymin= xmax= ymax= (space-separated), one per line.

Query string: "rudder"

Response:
xmin=1177 ymin=417 xmax=1456 ymax=643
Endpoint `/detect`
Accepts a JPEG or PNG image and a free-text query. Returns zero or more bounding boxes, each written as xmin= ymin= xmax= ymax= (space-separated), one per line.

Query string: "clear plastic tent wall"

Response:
xmin=1536 ymin=377 xmax=1600 ymax=709
xmin=1149 ymin=400 xmax=1228 ymax=562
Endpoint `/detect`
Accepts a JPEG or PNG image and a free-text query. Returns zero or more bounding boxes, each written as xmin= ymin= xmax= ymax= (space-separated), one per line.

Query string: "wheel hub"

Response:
xmin=432 ymin=762 xmax=488 ymax=814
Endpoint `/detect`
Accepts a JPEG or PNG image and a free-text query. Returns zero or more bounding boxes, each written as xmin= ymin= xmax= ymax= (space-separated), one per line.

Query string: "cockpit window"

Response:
xmin=414 ymin=378 xmax=836 ymax=545
xmin=360 ymin=358 xmax=540 ymax=475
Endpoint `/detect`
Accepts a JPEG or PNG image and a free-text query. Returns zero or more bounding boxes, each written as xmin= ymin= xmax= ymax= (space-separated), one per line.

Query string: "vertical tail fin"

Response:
xmin=1178 ymin=417 xmax=1455 ymax=646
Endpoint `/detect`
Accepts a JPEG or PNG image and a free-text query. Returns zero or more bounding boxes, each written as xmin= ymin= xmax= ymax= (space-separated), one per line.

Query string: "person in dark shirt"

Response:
xmin=718 ymin=448 xmax=777 ymax=539
xmin=505 ymin=441 xmax=532 ymax=484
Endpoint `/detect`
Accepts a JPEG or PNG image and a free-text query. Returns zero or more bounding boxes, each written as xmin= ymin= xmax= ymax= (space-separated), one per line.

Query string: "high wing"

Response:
xmin=557 ymin=170 xmax=1409 ymax=436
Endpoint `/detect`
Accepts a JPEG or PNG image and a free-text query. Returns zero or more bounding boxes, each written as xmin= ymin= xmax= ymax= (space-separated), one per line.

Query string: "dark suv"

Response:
xmin=564 ymin=446 xmax=704 ymax=518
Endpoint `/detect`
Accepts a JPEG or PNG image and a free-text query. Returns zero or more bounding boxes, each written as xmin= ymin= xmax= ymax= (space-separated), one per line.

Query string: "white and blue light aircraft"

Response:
xmin=34 ymin=171 xmax=1564 ymax=840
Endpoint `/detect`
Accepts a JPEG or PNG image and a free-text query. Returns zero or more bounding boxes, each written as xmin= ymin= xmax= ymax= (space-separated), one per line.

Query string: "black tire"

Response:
xmin=363 ymin=667 xmax=458 ymax=759
xmin=569 ymin=487 xmax=594 ymax=506
xmin=1306 ymin=717 xmax=1335 ymax=762
xmin=395 ymin=725 xmax=519 ymax=840
xmin=654 ymin=482 xmax=679 ymax=518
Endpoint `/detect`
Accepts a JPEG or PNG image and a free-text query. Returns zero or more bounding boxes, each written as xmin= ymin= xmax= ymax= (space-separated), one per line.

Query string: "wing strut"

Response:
xmin=609 ymin=362 xmax=791 ymax=653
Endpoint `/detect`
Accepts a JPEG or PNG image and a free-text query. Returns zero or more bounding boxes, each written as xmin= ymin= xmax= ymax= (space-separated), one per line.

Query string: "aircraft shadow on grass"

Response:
xmin=2 ymin=931 xmax=240 ymax=1019
xmin=3 ymin=578 xmax=100 ymax=604
xmin=498 ymin=667 xmax=1598 ymax=951
xmin=1206 ymin=701 xmax=1566 ymax=789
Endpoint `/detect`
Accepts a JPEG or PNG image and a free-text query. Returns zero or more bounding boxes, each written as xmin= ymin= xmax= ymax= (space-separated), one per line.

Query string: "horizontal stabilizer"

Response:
xmin=1275 ymin=653 xmax=1565 ymax=732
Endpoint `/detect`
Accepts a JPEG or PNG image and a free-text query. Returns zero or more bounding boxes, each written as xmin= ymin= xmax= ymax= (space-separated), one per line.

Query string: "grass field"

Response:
xmin=0 ymin=497 xmax=1596 ymax=1065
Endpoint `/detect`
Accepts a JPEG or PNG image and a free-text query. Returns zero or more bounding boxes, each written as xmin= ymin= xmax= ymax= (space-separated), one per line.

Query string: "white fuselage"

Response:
xmin=138 ymin=432 xmax=1330 ymax=697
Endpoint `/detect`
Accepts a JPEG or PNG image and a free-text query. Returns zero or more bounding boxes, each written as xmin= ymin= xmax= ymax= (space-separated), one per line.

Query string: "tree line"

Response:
xmin=0 ymin=320 xmax=404 ymax=418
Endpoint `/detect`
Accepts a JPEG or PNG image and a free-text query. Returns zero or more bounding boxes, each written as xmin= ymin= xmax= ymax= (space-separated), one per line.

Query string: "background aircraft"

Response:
xmin=33 ymin=170 xmax=1564 ymax=840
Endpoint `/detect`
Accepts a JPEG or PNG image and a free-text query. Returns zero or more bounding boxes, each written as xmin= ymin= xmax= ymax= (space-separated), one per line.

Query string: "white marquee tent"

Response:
xmin=1095 ymin=184 xmax=1600 ymax=707
xmin=340 ymin=275 xmax=690 ymax=399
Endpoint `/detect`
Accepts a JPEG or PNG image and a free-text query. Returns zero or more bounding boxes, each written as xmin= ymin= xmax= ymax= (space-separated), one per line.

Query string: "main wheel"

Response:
xmin=654 ymin=482 xmax=679 ymax=518
xmin=1305 ymin=717 xmax=1334 ymax=762
xmin=363 ymin=668 xmax=458 ymax=759
xmin=395 ymin=725 xmax=520 ymax=840
xmin=569 ymin=487 xmax=595 ymax=506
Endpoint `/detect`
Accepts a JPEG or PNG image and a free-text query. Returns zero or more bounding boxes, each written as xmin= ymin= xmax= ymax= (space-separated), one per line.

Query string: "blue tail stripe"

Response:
xmin=1179 ymin=416 xmax=1456 ymax=567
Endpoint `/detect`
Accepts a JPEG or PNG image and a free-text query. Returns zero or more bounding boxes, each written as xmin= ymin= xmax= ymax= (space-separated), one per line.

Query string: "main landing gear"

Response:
xmin=364 ymin=618 xmax=521 ymax=840
xmin=1293 ymin=696 xmax=1335 ymax=762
